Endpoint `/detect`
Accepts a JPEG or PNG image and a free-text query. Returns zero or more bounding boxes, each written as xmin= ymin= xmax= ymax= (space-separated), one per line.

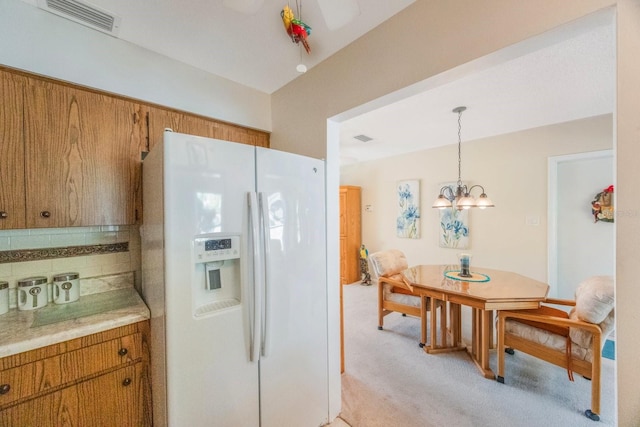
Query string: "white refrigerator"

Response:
xmin=141 ymin=131 xmax=329 ymax=427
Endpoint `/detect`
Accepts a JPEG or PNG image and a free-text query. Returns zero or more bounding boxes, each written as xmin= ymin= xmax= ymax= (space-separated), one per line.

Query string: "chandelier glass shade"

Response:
xmin=432 ymin=106 xmax=494 ymax=210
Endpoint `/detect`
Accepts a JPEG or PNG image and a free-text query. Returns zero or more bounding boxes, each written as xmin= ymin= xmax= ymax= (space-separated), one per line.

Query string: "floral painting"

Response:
xmin=437 ymin=182 xmax=469 ymax=248
xmin=397 ymin=180 xmax=420 ymax=239
xmin=439 ymin=207 xmax=469 ymax=248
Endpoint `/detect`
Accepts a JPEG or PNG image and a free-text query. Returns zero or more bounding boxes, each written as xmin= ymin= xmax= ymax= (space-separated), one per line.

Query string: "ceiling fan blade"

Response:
xmin=317 ymin=0 xmax=360 ymax=30
xmin=222 ymin=0 xmax=264 ymax=14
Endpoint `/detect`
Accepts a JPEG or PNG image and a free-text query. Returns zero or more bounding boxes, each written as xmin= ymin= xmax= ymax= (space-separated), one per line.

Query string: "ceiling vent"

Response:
xmin=353 ymin=134 xmax=373 ymax=143
xmin=37 ymin=0 xmax=121 ymax=36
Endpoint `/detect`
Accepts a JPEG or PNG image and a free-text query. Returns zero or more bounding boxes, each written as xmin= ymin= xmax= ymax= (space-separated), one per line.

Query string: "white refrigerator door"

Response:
xmin=163 ymin=133 xmax=260 ymax=426
xmin=256 ymin=147 xmax=329 ymax=427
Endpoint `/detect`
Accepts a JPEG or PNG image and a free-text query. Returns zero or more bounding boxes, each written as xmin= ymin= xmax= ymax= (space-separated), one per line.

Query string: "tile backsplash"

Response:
xmin=0 ymin=225 xmax=141 ymax=309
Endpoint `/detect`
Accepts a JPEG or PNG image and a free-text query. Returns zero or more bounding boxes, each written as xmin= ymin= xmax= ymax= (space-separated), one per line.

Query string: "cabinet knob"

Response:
xmin=40 ymin=211 xmax=51 ymax=218
xmin=118 ymin=348 xmax=128 ymax=356
xmin=122 ymin=377 xmax=132 ymax=387
xmin=0 ymin=384 xmax=10 ymax=395
xmin=0 ymin=211 xmax=7 ymax=219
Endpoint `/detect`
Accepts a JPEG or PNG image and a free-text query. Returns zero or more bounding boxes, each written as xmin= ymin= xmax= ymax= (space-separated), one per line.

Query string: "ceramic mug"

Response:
xmin=53 ymin=272 xmax=80 ymax=304
xmin=18 ymin=276 xmax=49 ymax=311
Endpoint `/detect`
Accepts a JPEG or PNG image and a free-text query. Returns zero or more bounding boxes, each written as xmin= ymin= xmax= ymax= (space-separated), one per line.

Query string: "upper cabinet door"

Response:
xmin=23 ymin=80 xmax=145 ymax=228
xmin=146 ymin=105 xmax=270 ymax=152
xmin=0 ymin=70 xmax=26 ymax=230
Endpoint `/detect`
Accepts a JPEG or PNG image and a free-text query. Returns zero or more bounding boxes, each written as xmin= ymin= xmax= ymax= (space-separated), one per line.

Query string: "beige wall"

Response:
xmin=615 ymin=0 xmax=640 ymax=423
xmin=271 ymin=0 xmax=615 ymax=159
xmin=340 ymin=115 xmax=613 ymax=284
xmin=272 ymin=0 xmax=640 ymax=424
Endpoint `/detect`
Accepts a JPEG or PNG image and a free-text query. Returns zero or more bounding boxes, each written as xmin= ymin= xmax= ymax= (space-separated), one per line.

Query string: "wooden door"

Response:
xmin=0 ymin=70 xmax=26 ymax=229
xmin=23 ymin=79 xmax=145 ymax=227
xmin=339 ymin=186 xmax=361 ymax=284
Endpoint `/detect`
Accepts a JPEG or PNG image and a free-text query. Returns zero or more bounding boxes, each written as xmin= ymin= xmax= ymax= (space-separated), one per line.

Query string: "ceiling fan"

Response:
xmin=222 ymin=0 xmax=361 ymax=30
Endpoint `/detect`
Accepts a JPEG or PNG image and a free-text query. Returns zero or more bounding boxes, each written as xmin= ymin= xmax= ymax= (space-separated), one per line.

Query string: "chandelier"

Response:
xmin=432 ymin=106 xmax=494 ymax=210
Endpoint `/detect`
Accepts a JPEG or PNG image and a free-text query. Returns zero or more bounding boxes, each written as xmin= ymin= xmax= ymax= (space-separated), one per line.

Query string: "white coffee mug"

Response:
xmin=18 ymin=276 xmax=49 ymax=311
xmin=53 ymin=272 xmax=80 ymax=304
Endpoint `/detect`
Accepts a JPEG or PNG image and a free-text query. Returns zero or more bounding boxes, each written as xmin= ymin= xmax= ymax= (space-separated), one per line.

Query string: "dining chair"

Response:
xmin=496 ymin=275 xmax=615 ymax=421
xmin=369 ymin=249 xmax=442 ymax=348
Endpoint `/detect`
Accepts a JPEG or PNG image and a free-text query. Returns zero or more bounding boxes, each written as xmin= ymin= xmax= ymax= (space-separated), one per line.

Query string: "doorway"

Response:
xmin=548 ymin=150 xmax=614 ymax=299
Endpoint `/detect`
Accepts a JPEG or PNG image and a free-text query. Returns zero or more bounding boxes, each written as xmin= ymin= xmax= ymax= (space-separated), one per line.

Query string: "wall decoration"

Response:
xmin=591 ymin=185 xmax=614 ymax=223
xmin=396 ymin=180 xmax=421 ymax=239
xmin=281 ymin=3 xmax=312 ymax=54
xmin=438 ymin=182 xmax=469 ymax=249
xmin=439 ymin=207 xmax=469 ymax=248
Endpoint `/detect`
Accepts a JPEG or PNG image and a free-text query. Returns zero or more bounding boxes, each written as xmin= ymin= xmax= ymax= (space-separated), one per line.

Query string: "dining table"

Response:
xmin=401 ymin=264 xmax=550 ymax=379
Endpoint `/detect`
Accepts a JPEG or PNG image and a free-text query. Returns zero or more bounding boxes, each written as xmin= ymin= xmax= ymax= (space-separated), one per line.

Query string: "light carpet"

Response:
xmin=340 ymin=282 xmax=616 ymax=427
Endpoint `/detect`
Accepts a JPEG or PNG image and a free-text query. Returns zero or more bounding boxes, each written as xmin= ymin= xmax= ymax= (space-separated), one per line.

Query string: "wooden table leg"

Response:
xmin=440 ymin=301 xmax=447 ymax=348
xmin=420 ymin=296 xmax=427 ymax=349
xmin=467 ymin=308 xmax=496 ymax=379
xmin=424 ymin=300 xmax=465 ymax=354
xmin=450 ymin=302 xmax=461 ymax=346
xmin=430 ymin=297 xmax=437 ymax=349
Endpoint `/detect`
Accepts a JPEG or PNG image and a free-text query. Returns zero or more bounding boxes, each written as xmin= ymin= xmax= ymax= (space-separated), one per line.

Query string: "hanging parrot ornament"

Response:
xmin=281 ymin=4 xmax=312 ymax=54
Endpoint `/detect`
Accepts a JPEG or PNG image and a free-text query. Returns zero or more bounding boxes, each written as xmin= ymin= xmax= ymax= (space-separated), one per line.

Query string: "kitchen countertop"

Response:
xmin=0 ymin=286 xmax=150 ymax=358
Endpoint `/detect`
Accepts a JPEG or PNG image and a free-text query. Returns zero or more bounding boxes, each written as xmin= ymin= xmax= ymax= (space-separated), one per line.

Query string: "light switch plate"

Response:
xmin=526 ymin=215 xmax=540 ymax=226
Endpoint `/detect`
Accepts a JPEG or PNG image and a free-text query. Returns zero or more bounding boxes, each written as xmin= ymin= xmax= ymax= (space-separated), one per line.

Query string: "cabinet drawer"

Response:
xmin=0 ymin=363 xmax=143 ymax=427
xmin=0 ymin=332 xmax=141 ymax=407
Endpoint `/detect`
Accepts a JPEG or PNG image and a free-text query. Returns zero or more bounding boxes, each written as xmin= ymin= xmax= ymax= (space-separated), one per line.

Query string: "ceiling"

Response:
xmin=339 ymin=15 xmax=615 ymax=166
xmin=22 ymin=1 xmax=614 ymax=166
xmin=21 ymin=0 xmax=414 ymax=94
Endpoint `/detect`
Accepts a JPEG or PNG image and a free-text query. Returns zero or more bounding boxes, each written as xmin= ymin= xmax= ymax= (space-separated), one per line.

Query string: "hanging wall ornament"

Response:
xmin=591 ymin=185 xmax=614 ymax=223
xmin=281 ymin=2 xmax=312 ymax=54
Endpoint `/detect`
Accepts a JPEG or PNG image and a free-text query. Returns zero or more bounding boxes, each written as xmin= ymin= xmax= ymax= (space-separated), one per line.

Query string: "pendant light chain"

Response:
xmin=457 ymin=108 xmax=463 ymax=187
xmin=432 ymin=105 xmax=494 ymax=210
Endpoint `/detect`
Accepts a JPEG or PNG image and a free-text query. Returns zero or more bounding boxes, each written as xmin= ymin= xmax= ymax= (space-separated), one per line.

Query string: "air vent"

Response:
xmin=37 ymin=0 xmax=121 ymax=36
xmin=353 ymin=134 xmax=373 ymax=142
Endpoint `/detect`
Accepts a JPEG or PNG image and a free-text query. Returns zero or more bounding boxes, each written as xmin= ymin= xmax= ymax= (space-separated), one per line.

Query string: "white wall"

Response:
xmin=0 ymin=0 xmax=271 ymax=132
xmin=340 ymin=115 xmax=613 ymax=285
xmin=553 ymin=152 xmax=614 ymax=299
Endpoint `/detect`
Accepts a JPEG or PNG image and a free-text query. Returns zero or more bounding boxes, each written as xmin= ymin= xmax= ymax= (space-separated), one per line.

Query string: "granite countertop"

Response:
xmin=0 ymin=276 xmax=150 ymax=358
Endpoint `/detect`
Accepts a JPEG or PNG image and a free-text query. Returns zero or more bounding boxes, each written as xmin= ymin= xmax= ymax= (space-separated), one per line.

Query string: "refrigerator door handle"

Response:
xmin=248 ymin=192 xmax=262 ymax=363
xmin=258 ymin=192 xmax=271 ymax=357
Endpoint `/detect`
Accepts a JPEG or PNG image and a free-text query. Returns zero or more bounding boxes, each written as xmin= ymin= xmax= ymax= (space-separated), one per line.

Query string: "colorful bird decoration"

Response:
xmin=281 ymin=4 xmax=312 ymax=54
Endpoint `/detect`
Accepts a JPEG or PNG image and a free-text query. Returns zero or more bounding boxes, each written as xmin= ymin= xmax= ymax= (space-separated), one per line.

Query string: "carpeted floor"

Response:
xmin=340 ymin=282 xmax=616 ymax=427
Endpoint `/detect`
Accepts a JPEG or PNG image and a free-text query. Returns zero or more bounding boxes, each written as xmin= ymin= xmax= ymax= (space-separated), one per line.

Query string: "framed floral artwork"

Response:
xmin=397 ymin=180 xmax=420 ymax=239
xmin=438 ymin=182 xmax=469 ymax=248
xmin=439 ymin=207 xmax=469 ymax=248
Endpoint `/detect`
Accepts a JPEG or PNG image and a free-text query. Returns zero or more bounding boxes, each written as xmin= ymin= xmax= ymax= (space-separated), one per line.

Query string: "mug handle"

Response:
xmin=53 ymin=283 xmax=60 ymax=302
xmin=18 ymin=289 xmax=26 ymax=308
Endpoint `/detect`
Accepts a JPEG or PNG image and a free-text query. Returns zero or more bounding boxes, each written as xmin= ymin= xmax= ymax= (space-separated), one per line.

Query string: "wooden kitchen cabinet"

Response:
xmin=0 ymin=321 xmax=151 ymax=427
xmin=339 ymin=186 xmax=361 ymax=284
xmin=23 ymin=77 xmax=146 ymax=228
xmin=0 ymin=69 xmax=26 ymax=230
xmin=0 ymin=66 xmax=270 ymax=230
xmin=145 ymin=104 xmax=269 ymax=151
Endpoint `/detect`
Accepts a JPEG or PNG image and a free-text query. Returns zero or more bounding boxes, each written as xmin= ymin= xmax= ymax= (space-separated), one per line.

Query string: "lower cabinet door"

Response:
xmin=0 ymin=364 xmax=142 ymax=427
